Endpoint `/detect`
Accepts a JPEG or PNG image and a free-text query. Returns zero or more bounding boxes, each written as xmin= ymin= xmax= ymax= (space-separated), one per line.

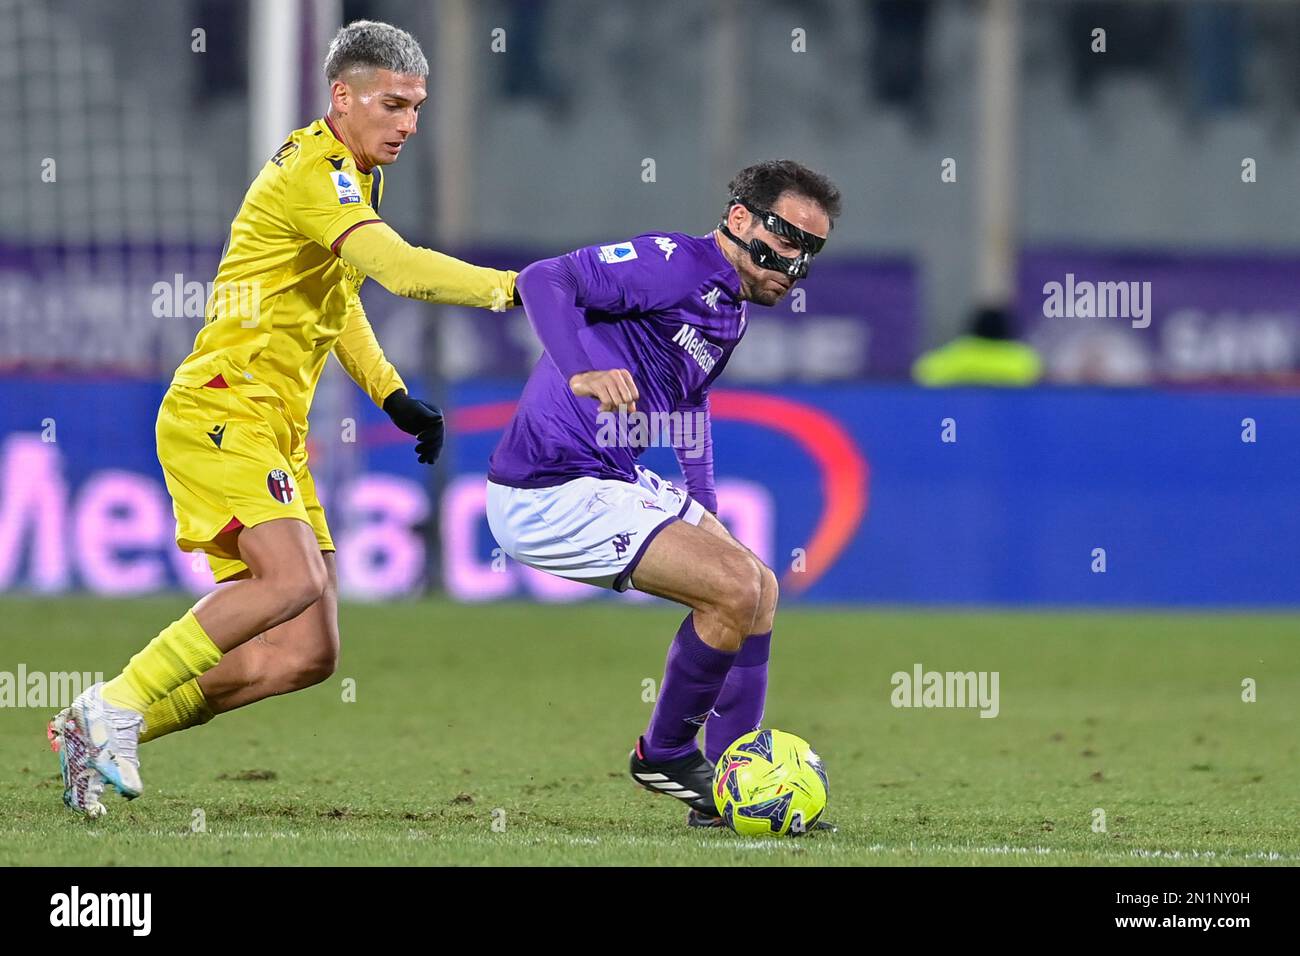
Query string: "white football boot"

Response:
xmin=68 ymin=682 xmax=146 ymax=800
xmin=48 ymin=707 xmax=108 ymax=818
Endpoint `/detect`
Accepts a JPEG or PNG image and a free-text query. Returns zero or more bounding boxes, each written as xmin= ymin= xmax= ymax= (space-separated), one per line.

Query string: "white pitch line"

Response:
xmin=2 ymin=828 xmax=1295 ymax=863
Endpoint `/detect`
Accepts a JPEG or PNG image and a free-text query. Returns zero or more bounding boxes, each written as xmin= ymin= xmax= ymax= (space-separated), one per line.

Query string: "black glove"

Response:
xmin=383 ymin=390 xmax=445 ymax=465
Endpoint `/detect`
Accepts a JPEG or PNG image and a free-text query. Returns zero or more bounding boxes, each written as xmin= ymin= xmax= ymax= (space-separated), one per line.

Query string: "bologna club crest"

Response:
xmin=266 ymin=469 xmax=295 ymax=504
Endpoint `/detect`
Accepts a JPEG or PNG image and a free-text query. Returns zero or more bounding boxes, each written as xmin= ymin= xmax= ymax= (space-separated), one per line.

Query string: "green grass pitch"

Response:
xmin=1 ymin=596 xmax=1296 ymax=866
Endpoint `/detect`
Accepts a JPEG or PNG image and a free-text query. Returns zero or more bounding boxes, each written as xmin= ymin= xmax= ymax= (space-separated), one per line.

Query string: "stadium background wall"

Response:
xmin=1 ymin=376 xmax=1294 ymax=607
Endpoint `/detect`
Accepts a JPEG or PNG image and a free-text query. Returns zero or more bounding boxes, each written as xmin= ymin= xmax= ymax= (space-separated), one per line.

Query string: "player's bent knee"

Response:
xmin=756 ymin=562 xmax=779 ymax=625
xmin=715 ymin=552 xmax=765 ymax=633
xmin=284 ymin=646 xmax=338 ymax=691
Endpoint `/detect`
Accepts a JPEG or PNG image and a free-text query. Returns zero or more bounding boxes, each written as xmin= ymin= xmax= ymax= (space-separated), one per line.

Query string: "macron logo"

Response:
xmin=671 ymin=324 xmax=719 ymax=374
xmin=50 ymin=886 xmax=152 ymax=937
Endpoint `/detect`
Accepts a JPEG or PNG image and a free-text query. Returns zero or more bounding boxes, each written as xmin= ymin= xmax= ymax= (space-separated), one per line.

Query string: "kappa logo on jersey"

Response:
xmin=611 ymin=531 xmax=636 ymax=557
xmin=671 ymin=323 xmax=722 ymax=374
xmin=654 ymin=236 xmax=677 ymax=260
xmin=598 ymin=242 xmax=638 ymax=264
xmin=266 ymin=469 xmax=295 ymax=504
xmin=702 ymin=287 xmax=722 ymax=310
xmin=329 ymin=170 xmax=362 ymax=205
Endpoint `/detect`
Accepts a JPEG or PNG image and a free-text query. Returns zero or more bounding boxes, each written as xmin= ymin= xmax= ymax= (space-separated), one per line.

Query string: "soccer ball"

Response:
xmin=712 ymin=729 xmax=828 ymax=836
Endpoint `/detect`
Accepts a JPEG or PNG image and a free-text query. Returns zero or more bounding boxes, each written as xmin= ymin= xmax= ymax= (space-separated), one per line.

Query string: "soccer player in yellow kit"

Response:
xmin=49 ymin=21 xmax=513 ymax=817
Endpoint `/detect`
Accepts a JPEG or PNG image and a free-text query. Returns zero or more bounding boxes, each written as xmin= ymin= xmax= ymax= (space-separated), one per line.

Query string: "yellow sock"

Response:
xmin=137 ymin=679 xmax=215 ymax=743
xmin=102 ymin=611 xmax=223 ymax=714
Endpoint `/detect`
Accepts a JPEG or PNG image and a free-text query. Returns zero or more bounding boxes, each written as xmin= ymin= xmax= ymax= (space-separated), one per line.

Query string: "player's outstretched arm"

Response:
xmin=338 ymin=220 xmax=517 ymax=312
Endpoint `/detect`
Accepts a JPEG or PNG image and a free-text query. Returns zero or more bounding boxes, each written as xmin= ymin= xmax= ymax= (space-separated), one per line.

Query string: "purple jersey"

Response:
xmin=487 ymin=231 xmax=746 ymax=509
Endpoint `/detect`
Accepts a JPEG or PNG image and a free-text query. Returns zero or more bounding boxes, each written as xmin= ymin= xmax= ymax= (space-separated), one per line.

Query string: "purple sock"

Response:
xmin=704 ymin=631 xmax=771 ymax=763
xmin=642 ymin=614 xmax=738 ymax=762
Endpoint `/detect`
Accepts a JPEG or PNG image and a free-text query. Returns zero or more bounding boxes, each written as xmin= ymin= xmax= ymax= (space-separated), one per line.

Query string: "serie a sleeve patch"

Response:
xmin=597 ymin=241 xmax=638 ymax=264
xmin=329 ymin=170 xmax=362 ymax=205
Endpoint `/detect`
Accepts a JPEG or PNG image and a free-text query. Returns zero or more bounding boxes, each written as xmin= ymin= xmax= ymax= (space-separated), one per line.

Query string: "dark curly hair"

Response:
xmin=726 ymin=160 xmax=842 ymax=227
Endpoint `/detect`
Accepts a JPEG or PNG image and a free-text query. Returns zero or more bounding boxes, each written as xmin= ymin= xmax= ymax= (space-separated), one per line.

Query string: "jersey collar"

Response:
xmin=322 ymin=115 xmax=373 ymax=174
xmin=705 ymin=232 xmax=743 ymax=303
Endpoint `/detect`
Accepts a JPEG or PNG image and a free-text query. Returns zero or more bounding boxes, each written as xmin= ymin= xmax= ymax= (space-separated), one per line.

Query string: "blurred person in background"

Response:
xmin=912 ymin=306 xmax=1042 ymax=387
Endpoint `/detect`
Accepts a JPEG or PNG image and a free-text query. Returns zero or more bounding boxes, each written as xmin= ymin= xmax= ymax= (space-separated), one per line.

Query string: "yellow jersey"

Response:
xmin=172 ymin=116 xmax=409 ymax=438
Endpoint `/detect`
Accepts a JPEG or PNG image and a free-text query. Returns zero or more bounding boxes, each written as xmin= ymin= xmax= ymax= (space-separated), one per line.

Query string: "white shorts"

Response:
xmin=486 ymin=465 xmax=707 ymax=592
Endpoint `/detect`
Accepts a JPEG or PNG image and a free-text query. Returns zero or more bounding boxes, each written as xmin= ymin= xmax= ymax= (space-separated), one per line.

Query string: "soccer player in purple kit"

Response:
xmin=485 ymin=160 xmax=841 ymax=827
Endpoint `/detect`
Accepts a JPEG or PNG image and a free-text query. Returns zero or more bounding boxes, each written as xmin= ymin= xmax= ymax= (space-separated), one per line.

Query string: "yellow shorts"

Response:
xmin=156 ymin=384 xmax=333 ymax=582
